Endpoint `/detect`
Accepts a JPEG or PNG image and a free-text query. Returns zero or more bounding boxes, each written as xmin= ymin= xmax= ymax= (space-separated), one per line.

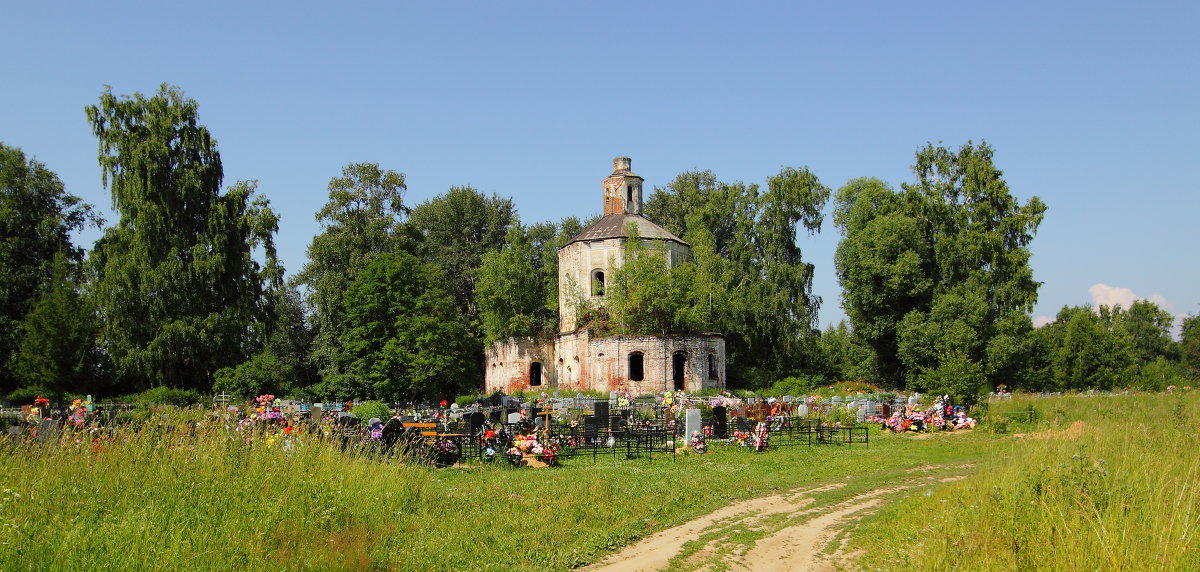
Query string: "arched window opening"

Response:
xmin=708 ymin=354 xmax=718 ymax=380
xmin=628 ymin=352 xmax=644 ymax=382
xmin=530 ymin=362 xmax=542 ymax=386
xmin=592 ymin=269 xmax=606 ymax=297
xmin=672 ymin=352 xmax=686 ymax=391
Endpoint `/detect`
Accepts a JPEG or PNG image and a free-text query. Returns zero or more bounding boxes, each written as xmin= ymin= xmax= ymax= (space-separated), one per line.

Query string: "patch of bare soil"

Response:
xmin=583 ymin=473 xmax=962 ymax=572
xmin=1012 ymin=419 xmax=1087 ymax=440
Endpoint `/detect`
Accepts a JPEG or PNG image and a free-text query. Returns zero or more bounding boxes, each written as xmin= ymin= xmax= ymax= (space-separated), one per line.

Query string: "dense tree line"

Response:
xmin=2 ymin=87 xmax=1197 ymax=406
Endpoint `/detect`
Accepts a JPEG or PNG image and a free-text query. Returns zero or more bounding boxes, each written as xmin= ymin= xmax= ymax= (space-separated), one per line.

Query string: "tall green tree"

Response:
xmin=0 ymin=143 xmax=101 ymax=395
xmin=476 ymin=216 xmax=583 ymax=344
xmin=407 ymin=186 xmax=515 ymax=326
xmin=1181 ymin=314 xmax=1200 ymax=380
xmin=1114 ymin=299 xmax=1178 ymax=365
xmin=86 ymin=85 xmax=281 ymax=392
xmin=643 ymin=166 xmax=829 ymax=387
xmin=9 ymin=254 xmax=103 ymax=402
xmin=330 ymin=252 xmax=471 ymax=399
xmin=835 ymin=141 xmax=1046 ymax=399
xmin=294 ymin=162 xmax=410 ymax=386
xmin=1046 ymin=305 xmax=1136 ymax=391
xmin=603 ymin=224 xmax=698 ymax=337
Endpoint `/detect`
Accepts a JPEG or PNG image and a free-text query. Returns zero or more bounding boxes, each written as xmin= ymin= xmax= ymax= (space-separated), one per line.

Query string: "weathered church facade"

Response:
xmin=484 ymin=157 xmax=726 ymax=395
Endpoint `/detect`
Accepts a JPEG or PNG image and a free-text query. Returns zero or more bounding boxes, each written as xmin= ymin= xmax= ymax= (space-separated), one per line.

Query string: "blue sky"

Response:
xmin=4 ymin=1 xmax=1197 ymax=330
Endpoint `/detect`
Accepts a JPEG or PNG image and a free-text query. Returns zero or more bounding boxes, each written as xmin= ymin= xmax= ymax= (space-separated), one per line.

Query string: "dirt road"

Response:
xmin=584 ymin=470 xmax=964 ymax=572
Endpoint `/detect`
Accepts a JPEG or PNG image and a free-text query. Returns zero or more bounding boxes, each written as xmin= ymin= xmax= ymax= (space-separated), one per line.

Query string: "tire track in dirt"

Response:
xmin=584 ymin=471 xmax=967 ymax=572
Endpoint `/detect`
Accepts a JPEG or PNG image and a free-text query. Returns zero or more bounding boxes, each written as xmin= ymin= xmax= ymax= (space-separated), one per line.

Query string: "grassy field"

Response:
xmin=849 ymin=392 xmax=1200 ymax=571
xmin=0 ymin=392 xmax=1195 ymax=570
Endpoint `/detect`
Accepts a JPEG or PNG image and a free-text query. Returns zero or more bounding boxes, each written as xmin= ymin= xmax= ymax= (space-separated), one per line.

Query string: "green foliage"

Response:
xmin=5 ymin=385 xmax=52 ymax=406
xmin=475 ymin=221 xmax=570 ymax=343
xmin=296 ymin=162 xmax=410 ymax=389
xmin=1115 ymin=299 xmax=1179 ymax=364
xmin=810 ymin=321 xmax=878 ymax=382
xmin=128 ymin=386 xmax=201 ymax=407
xmin=0 ymin=143 xmax=101 ymax=395
xmin=349 ymin=400 xmax=392 ymax=421
xmin=9 ymin=253 xmax=103 ymax=402
xmin=834 ymin=142 xmax=1046 ymax=390
xmin=212 ymin=352 xmax=290 ymax=399
xmin=761 ymin=375 xmax=823 ymax=396
xmin=1131 ymin=357 xmax=1186 ymax=392
xmin=1182 ymin=314 xmax=1200 ymax=378
xmin=602 ymin=224 xmax=699 ymax=336
xmin=326 ymin=252 xmax=471 ymax=399
xmin=912 ymin=351 xmax=987 ymax=407
xmin=1042 ymin=305 xmax=1137 ymax=391
xmin=643 ymin=166 xmax=830 ymax=386
xmin=407 ymin=186 xmax=515 ymax=328
xmin=85 ymin=85 xmax=280 ymax=393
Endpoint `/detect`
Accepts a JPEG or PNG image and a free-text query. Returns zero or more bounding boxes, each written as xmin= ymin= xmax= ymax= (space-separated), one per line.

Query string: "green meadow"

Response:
xmin=0 ymin=392 xmax=1195 ymax=571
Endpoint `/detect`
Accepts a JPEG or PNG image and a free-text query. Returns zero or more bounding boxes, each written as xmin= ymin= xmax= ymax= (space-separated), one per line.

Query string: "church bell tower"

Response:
xmin=602 ymin=156 xmax=643 ymax=215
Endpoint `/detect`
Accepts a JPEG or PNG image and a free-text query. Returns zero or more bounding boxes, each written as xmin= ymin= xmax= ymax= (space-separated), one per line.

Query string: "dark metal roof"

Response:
xmin=564 ymin=214 xmax=687 ymax=246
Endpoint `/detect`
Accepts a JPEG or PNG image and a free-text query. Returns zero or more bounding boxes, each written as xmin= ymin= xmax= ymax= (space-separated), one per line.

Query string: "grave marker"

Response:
xmin=712 ymin=406 xmax=728 ymax=438
xmin=685 ymin=409 xmax=702 ymax=440
xmin=594 ymin=401 xmax=609 ymax=430
xmin=37 ymin=419 xmax=60 ymax=445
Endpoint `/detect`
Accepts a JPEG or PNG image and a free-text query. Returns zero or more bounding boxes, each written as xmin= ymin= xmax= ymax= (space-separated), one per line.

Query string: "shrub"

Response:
xmin=761 ymin=375 xmax=822 ymax=396
xmin=212 ymin=353 xmax=288 ymax=399
xmin=6 ymin=386 xmax=53 ymax=407
xmin=131 ymin=386 xmax=202 ymax=408
xmin=350 ymin=400 xmax=392 ymax=422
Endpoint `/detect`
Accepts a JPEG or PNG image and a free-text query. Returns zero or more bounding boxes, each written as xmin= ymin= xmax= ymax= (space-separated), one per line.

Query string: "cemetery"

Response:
xmin=1 ymin=388 xmax=899 ymax=468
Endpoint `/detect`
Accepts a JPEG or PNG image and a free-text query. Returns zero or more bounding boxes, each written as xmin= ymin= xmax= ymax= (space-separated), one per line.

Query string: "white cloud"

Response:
xmin=1088 ymin=283 xmax=1185 ymax=339
xmin=1088 ymin=283 xmax=1139 ymax=310
xmin=1032 ymin=315 xmax=1055 ymax=328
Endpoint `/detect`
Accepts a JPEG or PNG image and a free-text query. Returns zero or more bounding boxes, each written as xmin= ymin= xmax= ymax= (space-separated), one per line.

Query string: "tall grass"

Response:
xmin=0 ymin=411 xmax=990 ymax=571
xmin=851 ymin=392 xmax=1200 ymax=570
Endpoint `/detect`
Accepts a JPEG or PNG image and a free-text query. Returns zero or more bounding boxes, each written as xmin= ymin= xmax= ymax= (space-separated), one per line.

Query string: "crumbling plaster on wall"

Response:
xmin=483 ymin=330 xmax=725 ymax=395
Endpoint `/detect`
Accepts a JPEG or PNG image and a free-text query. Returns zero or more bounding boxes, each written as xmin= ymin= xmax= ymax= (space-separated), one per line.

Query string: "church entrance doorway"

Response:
xmin=672 ymin=352 xmax=686 ymax=391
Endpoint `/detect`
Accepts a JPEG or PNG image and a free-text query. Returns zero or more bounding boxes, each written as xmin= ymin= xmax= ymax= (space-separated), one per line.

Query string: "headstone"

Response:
xmin=8 ymin=425 xmax=21 ymax=442
xmin=311 ymin=405 xmax=323 ymax=419
xmin=685 ymin=408 xmax=702 ymax=440
xmin=782 ymin=395 xmax=794 ymax=403
xmin=856 ymin=407 xmax=867 ymax=423
xmin=736 ymin=416 xmax=748 ymax=432
xmin=713 ymin=406 xmax=728 ymax=438
xmin=468 ymin=412 xmax=485 ymax=434
xmin=594 ymin=401 xmax=609 ymax=430
xmin=36 ymin=419 xmax=59 ymax=444
xmin=507 ymin=412 xmax=522 ymax=424
xmin=609 ymin=390 xmax=619 ymax=401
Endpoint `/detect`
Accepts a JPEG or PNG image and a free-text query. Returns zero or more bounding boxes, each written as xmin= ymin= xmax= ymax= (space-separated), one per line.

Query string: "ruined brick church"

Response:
xmin=484 ymin=157 xmax=726 ymax=395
